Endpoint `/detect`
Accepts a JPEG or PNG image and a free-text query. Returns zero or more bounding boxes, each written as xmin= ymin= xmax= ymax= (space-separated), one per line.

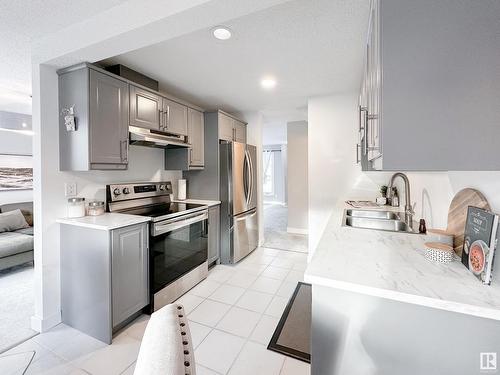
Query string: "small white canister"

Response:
xmin=67 ymin=197 xmax=86 ymax=218
xmin=178 ymin=179 xmax=187 ymax=201
xmin=87 ymin=201 xmax=105 ymax=216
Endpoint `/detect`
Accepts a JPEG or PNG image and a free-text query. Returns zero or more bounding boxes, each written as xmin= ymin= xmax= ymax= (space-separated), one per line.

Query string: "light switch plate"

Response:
xmin=65 ymin=182 xmax=77 ymax=197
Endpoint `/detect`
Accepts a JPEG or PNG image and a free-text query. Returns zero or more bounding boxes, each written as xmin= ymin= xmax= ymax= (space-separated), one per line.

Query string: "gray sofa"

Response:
xmin=0 ymin=202 xmax=34 ymax=271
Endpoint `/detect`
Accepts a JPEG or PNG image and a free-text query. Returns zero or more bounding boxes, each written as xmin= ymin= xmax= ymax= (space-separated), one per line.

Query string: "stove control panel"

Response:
xmin=106 ymin=181 xmax=173 ymax=203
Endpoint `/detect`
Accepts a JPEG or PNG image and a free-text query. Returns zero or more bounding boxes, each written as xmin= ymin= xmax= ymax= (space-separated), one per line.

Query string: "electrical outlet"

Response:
xmin=65 ymin=182 xmax=77 ymax=197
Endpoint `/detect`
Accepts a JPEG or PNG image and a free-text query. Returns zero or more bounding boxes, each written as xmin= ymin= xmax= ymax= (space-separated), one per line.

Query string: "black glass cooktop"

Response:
xmin=123 ymin=202 xmax=206 ymax=219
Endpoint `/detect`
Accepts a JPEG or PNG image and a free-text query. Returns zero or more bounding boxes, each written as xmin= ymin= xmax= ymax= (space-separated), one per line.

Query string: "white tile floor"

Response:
xmin=0 ymin=247 xmax=310 ymax=375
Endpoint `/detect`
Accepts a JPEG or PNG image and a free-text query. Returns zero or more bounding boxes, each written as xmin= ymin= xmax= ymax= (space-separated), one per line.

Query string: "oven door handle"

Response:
xmin=153 ymin=211 xmax=208 ymax=236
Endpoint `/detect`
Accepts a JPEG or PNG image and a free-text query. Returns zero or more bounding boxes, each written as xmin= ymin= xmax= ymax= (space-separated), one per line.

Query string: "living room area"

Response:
xmin=0 ymin=107 xmax=36 ymax=353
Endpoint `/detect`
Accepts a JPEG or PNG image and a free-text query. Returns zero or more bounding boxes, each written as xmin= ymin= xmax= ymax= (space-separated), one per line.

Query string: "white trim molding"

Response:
xmin=287 ymin=227 xmax=308 ymax=235
xmin=31 ymin=311 xmax=61 ymax=333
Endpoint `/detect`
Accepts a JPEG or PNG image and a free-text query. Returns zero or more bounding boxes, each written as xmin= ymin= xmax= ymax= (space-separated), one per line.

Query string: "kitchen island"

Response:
xmin=305 ymin=202 xmax=500 ymax=375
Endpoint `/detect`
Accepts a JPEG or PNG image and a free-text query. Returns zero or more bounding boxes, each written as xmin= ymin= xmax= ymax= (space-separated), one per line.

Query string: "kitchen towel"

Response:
xmin=178 ymin=179 xmax=186 ymax=200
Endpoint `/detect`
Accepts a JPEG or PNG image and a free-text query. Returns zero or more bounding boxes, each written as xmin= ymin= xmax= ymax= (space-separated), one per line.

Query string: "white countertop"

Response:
xmin=174 ymin=199 xmax=221 ymax=207
xmin=57 ymin=213 xmax=151 ymax=231
xmin=305 ymin=201 xmax=500 ymax=321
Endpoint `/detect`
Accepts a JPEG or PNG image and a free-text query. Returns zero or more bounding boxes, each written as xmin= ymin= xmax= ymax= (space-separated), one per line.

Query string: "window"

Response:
xmin=263 ymin=150 xmax=274 ymax=196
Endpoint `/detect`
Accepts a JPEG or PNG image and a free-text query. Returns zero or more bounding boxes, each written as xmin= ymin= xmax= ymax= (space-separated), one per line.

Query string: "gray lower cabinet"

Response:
xmin=129 ymin=85 xmax=162 ymax=131
xmin=60 ymin=222 xmax=149 ymax=344
xmin=111 ymin=224 xmax=149 ymax=327
xmin=58 ymin=66 xmax=129 ymax=171
xmin=208 ymin=205 xmax=221 ymax=265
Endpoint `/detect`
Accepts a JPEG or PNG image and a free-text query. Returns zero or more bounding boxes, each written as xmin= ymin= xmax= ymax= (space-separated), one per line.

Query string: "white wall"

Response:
xmin=308 ymin=93 xmax=500 ymax=256
xmin=0 ymin=129 xmax=33 ymax=204
xmin=287 ymin=121 xmax=308 ymax=233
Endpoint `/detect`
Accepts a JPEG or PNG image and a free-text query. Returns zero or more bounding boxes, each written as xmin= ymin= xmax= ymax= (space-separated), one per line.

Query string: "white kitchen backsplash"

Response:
xmin=63 ymin=146 xmax=182 ymax=203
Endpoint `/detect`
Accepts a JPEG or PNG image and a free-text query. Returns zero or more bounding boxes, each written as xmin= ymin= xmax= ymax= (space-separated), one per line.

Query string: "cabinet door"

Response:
xmin=367 ymin=0 xmax=381 ymax=161
xmin=89 ymin=70 xmax=129 ymax=166
xmin=233 ymin=120 xmax=247 ymax=143
xmin=218 ymin=113 xmax=234 ymax=141
xmin=208 ymin=205 xmax=220 ymax=265
xmin=130 ymin=85 xmax=162 ymax=130
xmin=111 ymin=224 xmax=149 ymax=327
xmin=188 ymin=108 xmax=205 ymax=167
xmin=164 ymin=98 xmax=188 ymax=136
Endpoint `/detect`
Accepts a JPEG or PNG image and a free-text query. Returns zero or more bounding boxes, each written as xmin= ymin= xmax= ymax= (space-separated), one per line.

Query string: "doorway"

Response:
xmin=262 ymin=121 xmax=308 ymax=253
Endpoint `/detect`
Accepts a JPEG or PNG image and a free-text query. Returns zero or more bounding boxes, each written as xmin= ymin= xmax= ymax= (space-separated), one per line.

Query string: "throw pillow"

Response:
xmin=0 ymin=209 xmax=30 ymax=233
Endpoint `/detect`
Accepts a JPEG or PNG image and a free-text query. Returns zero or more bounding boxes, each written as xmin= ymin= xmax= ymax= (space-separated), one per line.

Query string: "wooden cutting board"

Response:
xmin=446 ymin=188 xmax=490 ymax=256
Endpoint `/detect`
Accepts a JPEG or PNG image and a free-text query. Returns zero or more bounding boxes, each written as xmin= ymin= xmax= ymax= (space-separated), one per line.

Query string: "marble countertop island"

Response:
xmin=305 ymin=202 xmax=500 ymax=321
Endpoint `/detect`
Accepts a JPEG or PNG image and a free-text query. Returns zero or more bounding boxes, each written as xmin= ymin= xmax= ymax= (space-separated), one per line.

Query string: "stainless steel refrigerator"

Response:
xmin=220 ymin=141 xmax=258 ymax=264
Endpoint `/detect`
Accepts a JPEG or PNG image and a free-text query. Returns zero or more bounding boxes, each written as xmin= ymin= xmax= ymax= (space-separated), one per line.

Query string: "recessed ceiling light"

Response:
xmin=261 ymin=78 xmax=277 ymax=89
xmin=22 ymin=122 xmax=27 ymax=128
xmin=213 ymin=27 xmax=232 ymax=40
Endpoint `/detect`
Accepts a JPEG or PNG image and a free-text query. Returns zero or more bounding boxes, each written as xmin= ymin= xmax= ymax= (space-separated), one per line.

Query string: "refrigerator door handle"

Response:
xmin=246 ymin=149 xmax=254 ymax=207
xmin=243 ymin=151 xmax=249 ymax=206
xmin=234 ymin=207 xmax=257 ymax=220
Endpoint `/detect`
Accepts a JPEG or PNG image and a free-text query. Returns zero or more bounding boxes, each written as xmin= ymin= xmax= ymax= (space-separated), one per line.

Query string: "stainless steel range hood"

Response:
xmin=129 ymin=126 xmax=191 ymax=149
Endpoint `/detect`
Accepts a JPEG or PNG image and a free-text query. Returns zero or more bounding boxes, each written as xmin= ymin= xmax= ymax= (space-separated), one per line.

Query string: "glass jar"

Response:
xmin=87 ymin=201 xmax=105 ymax=216
xmin=67 ymin=197 xmax=86 ymax=218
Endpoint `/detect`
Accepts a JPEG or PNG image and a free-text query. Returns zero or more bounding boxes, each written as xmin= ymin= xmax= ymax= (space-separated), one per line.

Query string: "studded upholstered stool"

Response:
xmin=134 ymin=304 xmax=196 ymax=375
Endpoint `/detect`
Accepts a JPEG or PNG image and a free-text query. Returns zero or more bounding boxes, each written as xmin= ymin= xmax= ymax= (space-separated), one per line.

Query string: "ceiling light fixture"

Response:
xmin=213 ymin=27 xmax=232 ymax=40
xmin=261 ymin=77 xmax=277 ymax=90
xmin=22 ymin=122 xmax=27 ymax=128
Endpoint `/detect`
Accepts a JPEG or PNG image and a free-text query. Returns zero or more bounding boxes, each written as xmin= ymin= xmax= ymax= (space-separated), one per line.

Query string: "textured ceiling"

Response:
xmin=101 ymin=0 xmax=370 ymax=117
xmin=0 ymin=0 xmax=127 ymax=96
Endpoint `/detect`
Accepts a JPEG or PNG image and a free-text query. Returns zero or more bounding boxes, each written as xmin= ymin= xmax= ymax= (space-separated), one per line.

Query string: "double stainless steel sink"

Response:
xmin=342 ymin=209 xmax=417 ymax=234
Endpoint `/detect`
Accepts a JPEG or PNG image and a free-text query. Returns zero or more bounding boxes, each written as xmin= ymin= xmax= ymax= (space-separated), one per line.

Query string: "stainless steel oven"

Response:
xmin=106 ymin=181 xmax=210 ymax=312
xmin=150 ymin=210 xmax=208 ymax=309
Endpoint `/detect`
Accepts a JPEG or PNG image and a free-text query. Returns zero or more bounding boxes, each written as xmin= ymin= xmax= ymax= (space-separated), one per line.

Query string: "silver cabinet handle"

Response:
xmin=356 ymin=143 xmax=361 ymax=164
xmin=166 ymin=105 xmax=170 ymax=130
xmin=159 ymin=109 xmax=164 ymax=130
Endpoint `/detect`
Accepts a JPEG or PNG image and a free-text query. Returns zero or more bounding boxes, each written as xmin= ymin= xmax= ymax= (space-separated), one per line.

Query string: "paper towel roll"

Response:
xmin=178 ymin=179 xmax=186 ymax=200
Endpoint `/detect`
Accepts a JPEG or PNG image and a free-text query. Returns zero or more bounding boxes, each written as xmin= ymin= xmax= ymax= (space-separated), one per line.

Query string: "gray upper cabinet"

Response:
xmin=58 ymin=65 xmax=129 ymax=171
xmin=233 ymin=120 xmax=247 ymax=143
xmin=164 ymin=107 xmax=205 ymax=171
xmin=129 ymin=85 xmax=162 ymax=131
xmin=218 ymin=112 xmax=234 ymax=141
xmin=360 ymin=0 xmax=500 ymax=171
xmin=111 ymin=223 xmax=149 ymax=328
xmin=218 ymin=112 xmax=247 ymax=143
xmin=188 ymin=108 xmax=205 ymax=168
xmin=163 ymin=98 xmax=188 ymax=136
xmin=89 ymin=70 xmax=129 ymax=166
xmin=208 ymin=205 xmax=220 ymax=265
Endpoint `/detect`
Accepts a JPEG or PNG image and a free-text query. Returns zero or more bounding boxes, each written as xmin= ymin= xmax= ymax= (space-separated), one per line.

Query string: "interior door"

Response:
xmin=232 ymin=142 xmax=248 ymax=215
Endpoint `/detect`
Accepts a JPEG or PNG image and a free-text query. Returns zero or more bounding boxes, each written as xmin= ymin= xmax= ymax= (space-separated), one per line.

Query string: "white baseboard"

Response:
xmin=287 ymin=227 xmax=308 ymax=235
xmin=31 ymin=312 xmax=61 ymax=332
